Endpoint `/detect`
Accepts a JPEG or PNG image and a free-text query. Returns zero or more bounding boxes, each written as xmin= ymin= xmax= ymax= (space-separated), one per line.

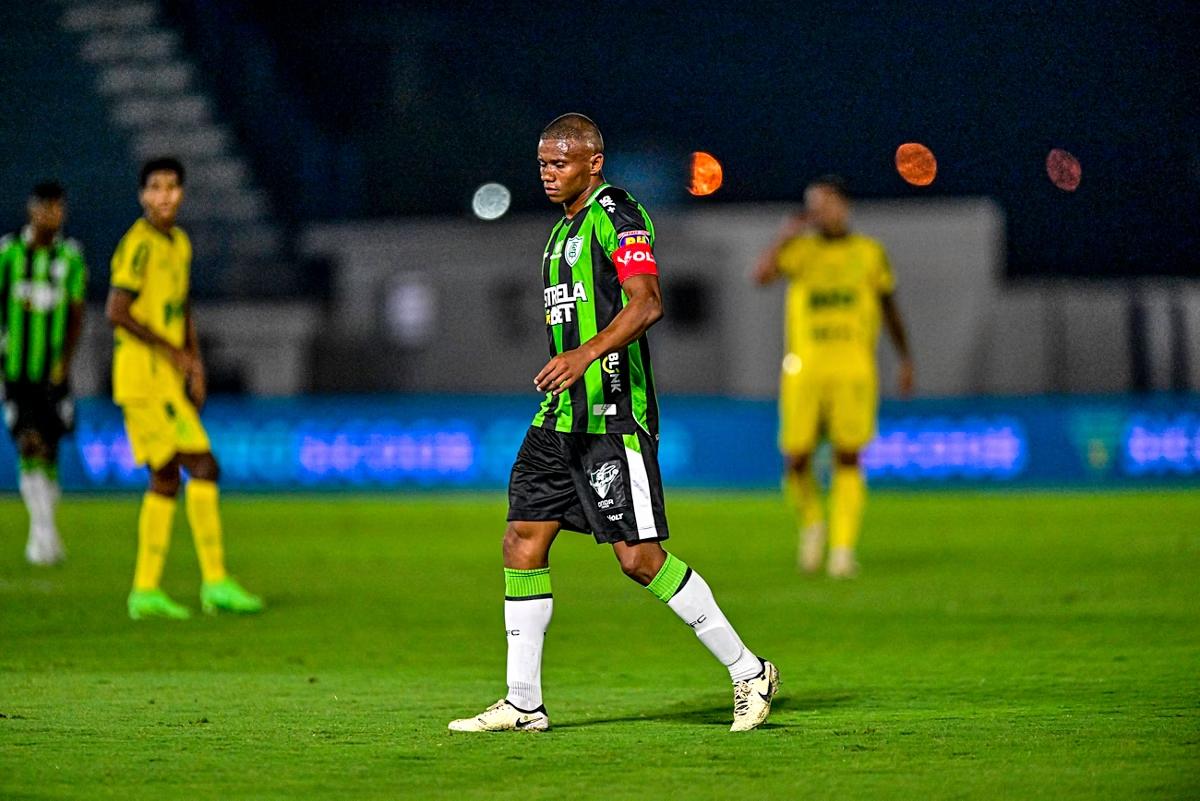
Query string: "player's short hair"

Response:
xmin=139 ymin=157 xmax=186 ymax=188
xmin=30 ymin=181 xmax=65 ymax=202
xmin=808 ymin=174 xmax=850 ymax=200
xmin=540 ymin=113 xmax=604 ymax=154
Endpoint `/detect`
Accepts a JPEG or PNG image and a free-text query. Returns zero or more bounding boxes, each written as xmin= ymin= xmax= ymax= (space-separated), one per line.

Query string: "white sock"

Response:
xmin=505 ymin=598 xmax=552 ymax=711
xmin=19 ymin=470 xmax=54 ymax=536
xmin=667 ymin=570 xmax=763 ymax=683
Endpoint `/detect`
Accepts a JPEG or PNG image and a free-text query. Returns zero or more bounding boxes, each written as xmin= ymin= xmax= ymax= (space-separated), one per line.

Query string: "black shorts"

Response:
xmin=508 ymin=425 xmax=670 ymax=545
xmin=3 ymin=382 xmax=74 ymax=451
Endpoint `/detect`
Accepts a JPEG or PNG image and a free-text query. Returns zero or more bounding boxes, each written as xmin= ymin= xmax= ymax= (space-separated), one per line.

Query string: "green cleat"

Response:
xmin=128 ymin=589 xmax=192 ymax=620
xmin=201 ymin=577 xmax=263 ymax=615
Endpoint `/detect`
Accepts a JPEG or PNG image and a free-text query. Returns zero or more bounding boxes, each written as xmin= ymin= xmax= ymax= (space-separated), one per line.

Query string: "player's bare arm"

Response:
xmin=53 ymin=301 xmax=85 ymax=385
xmin=183 ymin=302 xmax=206 ymax=409
xmin=753 ymin=212 xmax=809 ymax=285
xmin=105 ymin=286 xmax=195 ymax=374
xmin=880 ymin=292 xmax=914 ymax=397
xmin=534 ymin=273 xmax=663 ymax=396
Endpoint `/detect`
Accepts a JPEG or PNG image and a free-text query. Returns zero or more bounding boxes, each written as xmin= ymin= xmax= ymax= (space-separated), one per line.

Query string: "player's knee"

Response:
xmin=502 ymin=523 xmax=523 ymax=557
xmin=615 ymin=548 xmax=659 ymax=585
xmin=786 ymin=453 xmax=811 ymax=474
xmin=17 ymin=430 xmax=48 ymax=460
xmin=502 ymin=522 xmax=547 ymax=566
xmin=835 ymin=450 xmax=860 ymax=467
xmin=192 ymin=454 xmax=220 ymax=482
xmin=150 ymin=465 xmax=181 ymax=497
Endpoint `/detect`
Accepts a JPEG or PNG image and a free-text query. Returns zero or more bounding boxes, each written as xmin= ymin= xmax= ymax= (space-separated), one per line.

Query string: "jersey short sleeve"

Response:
xmin=110 ymin=229 xmax=148 ymax=294
xmin=594 ymin=187 xmax=657 ymax=283
xmin=0 ymin=235 xmax=13 ymax=296
xmin=776 ymin=236 xmax=810 ymax=279
xmin=65 ymin=242 xmax=87 ymax=303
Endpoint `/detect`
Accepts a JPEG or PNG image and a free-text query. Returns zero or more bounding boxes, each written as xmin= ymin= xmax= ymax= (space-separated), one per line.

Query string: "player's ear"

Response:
xmin=590 ymin=152 xmax=604 ymax=176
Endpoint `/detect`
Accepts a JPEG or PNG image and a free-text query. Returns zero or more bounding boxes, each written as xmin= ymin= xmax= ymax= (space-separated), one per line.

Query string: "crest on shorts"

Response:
xmin=589 ymin=461 xmax=621 ymax=499
xmin=564 ymin=236 xmax=584 ymax=267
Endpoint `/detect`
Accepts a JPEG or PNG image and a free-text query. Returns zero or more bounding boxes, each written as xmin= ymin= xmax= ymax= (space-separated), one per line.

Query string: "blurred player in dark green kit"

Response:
xmin=449 ymin=115 xmax=778 ymax=733
xmin=0 ymin=182 xmax=86 ymax=565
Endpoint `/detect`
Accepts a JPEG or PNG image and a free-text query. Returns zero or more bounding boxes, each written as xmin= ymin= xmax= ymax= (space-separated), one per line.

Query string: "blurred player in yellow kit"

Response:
xmin=106 ymin=157 xmax=262 ymax=619
xmin=754 ymin=176 xmax=913 ymax=578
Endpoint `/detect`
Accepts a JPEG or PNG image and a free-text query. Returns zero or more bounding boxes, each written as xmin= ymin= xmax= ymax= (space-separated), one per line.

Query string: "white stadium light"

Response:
xmin=471 ymin=182 xmax=511 ymax=220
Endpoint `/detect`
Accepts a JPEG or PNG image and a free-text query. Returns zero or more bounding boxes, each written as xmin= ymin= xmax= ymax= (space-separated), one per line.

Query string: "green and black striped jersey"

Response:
xmin=0 ymin=227 xmax=87 ymax=385
xmin=533 ymin=183 xmax=660 ymax=437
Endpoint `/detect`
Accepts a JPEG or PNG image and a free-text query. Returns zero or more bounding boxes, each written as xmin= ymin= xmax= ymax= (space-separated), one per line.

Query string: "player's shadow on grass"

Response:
xmin=554 ymin=693 xmax=852 ymax=729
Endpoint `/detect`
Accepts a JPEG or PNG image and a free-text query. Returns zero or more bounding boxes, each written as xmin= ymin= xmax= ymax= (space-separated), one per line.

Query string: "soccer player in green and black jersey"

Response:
xmin=0 ymin=182 xmax=86 ymax=565
xmin=449 ymin=114 xmax=779 ymax=734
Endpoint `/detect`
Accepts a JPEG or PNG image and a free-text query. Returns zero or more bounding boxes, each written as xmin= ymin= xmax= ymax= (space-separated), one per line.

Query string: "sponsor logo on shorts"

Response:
xmin=606 ymin=513 xmax=624 ymax=522
xmin=592 ymin=403 xmax=617 ymax=416
xmin=590 ymin=461 xmax=620 ymax=498
xmin=589 ymin=460 xmax=628 ymax=510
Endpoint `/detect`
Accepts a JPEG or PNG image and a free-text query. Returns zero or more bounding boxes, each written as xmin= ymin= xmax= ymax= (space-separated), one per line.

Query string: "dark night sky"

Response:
xmin=240 ymin=1 xmax=1200 ymax=277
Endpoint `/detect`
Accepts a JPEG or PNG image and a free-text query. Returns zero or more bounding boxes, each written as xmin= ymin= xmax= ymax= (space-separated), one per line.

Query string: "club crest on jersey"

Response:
xmin=564 ymin=236 xmax=584 ymax=267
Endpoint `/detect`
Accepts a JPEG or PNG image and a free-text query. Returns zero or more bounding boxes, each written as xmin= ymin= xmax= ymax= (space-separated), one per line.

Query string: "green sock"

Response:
xmin=19 ymin=456 xmax=49 ymax=476
xmin=646 ymin=553 xmax=690 ymax=603
xmin=504 ymin=567 xmax=552 ymax=600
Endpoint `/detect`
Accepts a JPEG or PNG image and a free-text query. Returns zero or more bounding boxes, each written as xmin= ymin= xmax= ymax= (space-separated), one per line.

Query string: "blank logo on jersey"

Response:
xmin=565 ymin=236 xmax=584 ymax=267
xmin=589 ymin=461 xmax=627 ymax=510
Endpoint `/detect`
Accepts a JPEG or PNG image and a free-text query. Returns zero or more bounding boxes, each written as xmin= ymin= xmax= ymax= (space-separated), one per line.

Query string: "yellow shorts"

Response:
xmin=120 ymin=394 xmax=211 ymax=470
xmin=779 ymin=361 xmax=877 ymax=455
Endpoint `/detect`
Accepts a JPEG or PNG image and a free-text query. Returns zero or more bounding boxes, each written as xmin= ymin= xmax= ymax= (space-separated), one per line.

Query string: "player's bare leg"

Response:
xmin=615 ymin=540 xmax=779 ymax=731
xmin=449 ymin=521 xmax=558 ymax=732
xmin=784 ymin=452 xmax=825 ymax=573
xmin=17 ymin=430 xmax=63 ymax=566
xmin=828 ymin=450 xmax=865 ymax=578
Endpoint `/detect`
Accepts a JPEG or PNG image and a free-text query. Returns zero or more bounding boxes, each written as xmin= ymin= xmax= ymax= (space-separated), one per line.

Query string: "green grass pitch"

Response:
xmin=1 ymin=490 xmax=1197 ymax=799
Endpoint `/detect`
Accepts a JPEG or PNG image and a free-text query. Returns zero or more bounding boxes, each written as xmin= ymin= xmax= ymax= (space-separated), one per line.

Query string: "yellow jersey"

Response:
xmin=109 ymin=218 xmax=192 ymax=402
xmin=777 ymin=232 xmax=894 ymax=373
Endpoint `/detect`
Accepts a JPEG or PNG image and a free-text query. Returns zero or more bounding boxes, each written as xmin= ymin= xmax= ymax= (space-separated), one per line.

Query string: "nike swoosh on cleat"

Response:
xmin=758 ymin=692 xmax=772 ymax=703
xmin=514 ymin=717 xmax=540 ymax=729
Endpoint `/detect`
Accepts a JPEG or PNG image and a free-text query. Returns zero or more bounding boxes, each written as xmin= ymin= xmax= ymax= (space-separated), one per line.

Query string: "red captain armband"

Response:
xmin=612 ymin=242 xmax=658 ymax=283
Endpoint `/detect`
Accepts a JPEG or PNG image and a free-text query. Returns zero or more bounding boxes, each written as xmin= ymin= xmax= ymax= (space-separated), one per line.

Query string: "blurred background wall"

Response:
xmin=1 ymin=0 xmax=1197 ymax=489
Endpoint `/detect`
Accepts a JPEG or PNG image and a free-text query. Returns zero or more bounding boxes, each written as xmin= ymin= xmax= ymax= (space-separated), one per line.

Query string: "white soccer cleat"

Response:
xmin=448 ymin=699 xmax=550 ymax=732
xmin=25 ymin=527 xmax=65 ymax=566
xmin=730 ymin=659 xmax=780 ymax=732
xmin=799 ymin=522 xmax=826 ymax=573
xmin=827 ymin=546 xmax=859 ymax=579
